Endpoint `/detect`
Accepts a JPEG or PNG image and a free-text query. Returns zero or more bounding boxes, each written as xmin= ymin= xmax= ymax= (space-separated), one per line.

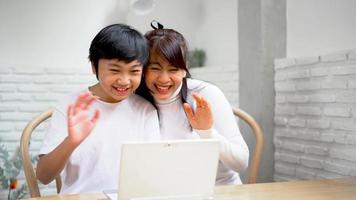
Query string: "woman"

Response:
xmin=136 ymin=22 xmax=249 ymax=185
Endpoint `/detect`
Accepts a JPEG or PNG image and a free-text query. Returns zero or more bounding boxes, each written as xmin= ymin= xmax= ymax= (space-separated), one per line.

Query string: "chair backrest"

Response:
xmin=233 ymin=108 xmax=264 ymax=184
xmin=20 ymin=108 xmax=62 ymax=197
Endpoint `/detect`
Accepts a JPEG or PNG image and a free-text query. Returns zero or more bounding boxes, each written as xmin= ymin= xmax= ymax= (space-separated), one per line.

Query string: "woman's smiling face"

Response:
xmin=144 ymin=50 xmax=186 ymax=101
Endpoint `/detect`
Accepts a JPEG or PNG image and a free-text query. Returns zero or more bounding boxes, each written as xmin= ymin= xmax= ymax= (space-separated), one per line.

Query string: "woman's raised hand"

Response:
xmin=183 ymin=92 xmax=213 ymax=130
xmin=67 ymin=92 xmax=100 ymax=146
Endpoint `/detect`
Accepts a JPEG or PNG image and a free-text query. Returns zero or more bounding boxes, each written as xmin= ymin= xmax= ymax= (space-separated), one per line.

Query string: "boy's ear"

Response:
xmin=91 ymin=63 xmax=97 ymax=75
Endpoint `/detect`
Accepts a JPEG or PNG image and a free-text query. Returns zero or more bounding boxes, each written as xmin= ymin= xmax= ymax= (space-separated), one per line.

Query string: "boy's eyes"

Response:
xmin=169 ymin=68 xmax=179 ymax=72
xmin=131 ymin=69 xmax=142 ymax=73
xmin=108 ymin=69 xmax=141 ymax=75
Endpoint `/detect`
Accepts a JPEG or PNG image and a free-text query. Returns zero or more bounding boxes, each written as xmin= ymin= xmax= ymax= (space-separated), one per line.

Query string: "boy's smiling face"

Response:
xmin=92 ymin=58 xmax=143 ymax=103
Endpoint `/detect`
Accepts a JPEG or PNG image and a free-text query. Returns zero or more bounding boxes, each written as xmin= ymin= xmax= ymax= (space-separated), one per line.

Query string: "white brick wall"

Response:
xmin=0 ymin=64 xmax=238 ymax=197
xmin=0 ymin=66 xmax=96 ymax=197
xmin=190 ymin=65 xmax=239 ymax=107
xmin=274 ymin=49 xmax=356 ymax=181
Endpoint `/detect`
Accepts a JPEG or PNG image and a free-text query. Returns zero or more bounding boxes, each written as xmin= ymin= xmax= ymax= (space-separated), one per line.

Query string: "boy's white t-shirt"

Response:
xmin=39 ymin=89 xmax=160 ymax=194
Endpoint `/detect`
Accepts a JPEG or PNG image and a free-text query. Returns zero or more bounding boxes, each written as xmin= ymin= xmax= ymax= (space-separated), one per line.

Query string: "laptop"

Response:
xmin=105 ymin=139 xmax=220 ymax=200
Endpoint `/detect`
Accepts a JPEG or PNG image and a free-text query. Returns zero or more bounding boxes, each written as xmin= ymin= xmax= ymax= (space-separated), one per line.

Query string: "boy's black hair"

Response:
xmin=88 ymin=24 xmax=149 ymax=79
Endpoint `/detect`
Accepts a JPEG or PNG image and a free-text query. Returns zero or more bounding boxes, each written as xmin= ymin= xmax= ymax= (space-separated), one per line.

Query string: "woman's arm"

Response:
xmin=192 ymin=84 xmax=249 ymax=172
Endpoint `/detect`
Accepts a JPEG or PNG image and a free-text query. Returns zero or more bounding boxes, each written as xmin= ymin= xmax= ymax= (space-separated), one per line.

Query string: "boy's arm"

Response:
xmin=36 ymin=137 xmax=79 ymax=184
xmin=36 ymin=92 xmax=100 ymax=184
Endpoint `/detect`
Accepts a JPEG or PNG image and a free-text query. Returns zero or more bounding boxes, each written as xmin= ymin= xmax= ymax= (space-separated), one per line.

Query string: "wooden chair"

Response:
xmin=20 ymin=108 xmax=62 ymax=197
xmin=233 ymin=108 xmax=264 ymax=184
xmin=19 ymin=107 xmax=262 ymax=197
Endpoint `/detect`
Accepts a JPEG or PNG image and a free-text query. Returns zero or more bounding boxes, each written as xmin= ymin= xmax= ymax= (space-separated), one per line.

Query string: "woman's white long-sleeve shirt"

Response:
xmin=156 ymin=78 xmax=249 ymax=185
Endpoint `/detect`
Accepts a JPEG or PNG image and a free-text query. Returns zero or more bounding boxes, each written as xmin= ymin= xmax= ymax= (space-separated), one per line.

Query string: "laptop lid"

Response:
xmin=117 ymin=139 xmax=220 ymax=200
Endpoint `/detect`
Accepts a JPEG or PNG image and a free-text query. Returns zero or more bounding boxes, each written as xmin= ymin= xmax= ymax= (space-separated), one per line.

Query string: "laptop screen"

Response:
xmin=117 ymin=139 xmax=220 ymax=200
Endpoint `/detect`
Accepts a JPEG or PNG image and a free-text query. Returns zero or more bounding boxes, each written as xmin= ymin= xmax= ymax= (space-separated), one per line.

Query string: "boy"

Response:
xmin=36 ymin=24 xmax=160 ymax=194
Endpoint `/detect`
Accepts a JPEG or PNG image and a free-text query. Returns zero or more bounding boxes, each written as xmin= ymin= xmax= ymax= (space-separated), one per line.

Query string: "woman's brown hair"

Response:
xmin=136 ymin=28 xmax=192 ymax=106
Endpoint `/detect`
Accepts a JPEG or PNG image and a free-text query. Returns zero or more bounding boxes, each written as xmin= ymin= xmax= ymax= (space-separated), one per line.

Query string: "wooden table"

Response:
xmin=25 ymin=177 xmax=356 ymax=200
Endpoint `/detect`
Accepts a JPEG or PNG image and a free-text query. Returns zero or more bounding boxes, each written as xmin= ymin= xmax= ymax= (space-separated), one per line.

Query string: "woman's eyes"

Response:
xmin=149 ymin=67 xmax=160 ymax=70
xmin=148 ymin=64 xmax=160 ymax=70
xmin=148 ymin=65 xmax=179 ymax=72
